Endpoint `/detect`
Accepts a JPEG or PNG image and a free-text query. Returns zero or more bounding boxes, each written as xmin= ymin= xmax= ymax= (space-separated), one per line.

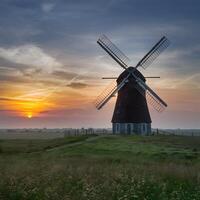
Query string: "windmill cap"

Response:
xmin=117 ymin=67 xmax=145 ymax=84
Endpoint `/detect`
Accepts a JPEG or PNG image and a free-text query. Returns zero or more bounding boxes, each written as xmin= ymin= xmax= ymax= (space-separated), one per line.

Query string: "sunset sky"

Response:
xmin=0 ymin=0 xmax=200 ymax=129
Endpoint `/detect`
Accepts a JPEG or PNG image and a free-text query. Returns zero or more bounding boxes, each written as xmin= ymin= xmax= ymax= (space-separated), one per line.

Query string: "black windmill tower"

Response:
xmin=95 ymin=35 xmax=170 ymax=135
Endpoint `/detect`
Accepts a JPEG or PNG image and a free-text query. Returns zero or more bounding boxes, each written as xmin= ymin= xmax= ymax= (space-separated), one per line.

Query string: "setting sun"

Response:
xmin=1 ymin=96 xmax=53 ymax=119
xmin=27 ymin=113 xmax=32 ymax=119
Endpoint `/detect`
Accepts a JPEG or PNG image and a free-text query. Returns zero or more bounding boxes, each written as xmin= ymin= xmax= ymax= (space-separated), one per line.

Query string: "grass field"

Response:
xmin=0 ymin=134 xmax=200 ymax=200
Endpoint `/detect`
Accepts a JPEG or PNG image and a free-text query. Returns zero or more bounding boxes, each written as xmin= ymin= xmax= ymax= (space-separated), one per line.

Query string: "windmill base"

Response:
xmin=112 ymin=123 xmax=151 ymax=135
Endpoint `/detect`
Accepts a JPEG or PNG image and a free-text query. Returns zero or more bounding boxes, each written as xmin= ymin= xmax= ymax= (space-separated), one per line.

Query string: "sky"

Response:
xmin=0 ymin=0 xmax=200 ymax=129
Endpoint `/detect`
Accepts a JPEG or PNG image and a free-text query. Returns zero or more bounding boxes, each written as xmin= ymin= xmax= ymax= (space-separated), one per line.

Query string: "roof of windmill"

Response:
xmin=117 ymin=67 xmax=145 ymax=84
xmin=112 ymin=67 xmax=151 ymax=123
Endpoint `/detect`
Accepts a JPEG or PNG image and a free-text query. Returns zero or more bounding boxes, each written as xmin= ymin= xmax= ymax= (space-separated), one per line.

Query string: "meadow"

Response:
xmin=0 ymin=134 xmax=200 ymax=200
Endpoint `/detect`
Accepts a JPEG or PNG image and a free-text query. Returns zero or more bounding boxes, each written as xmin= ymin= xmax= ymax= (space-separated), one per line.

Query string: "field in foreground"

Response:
xmin=0 ymin=134 xmax=200 ymax=200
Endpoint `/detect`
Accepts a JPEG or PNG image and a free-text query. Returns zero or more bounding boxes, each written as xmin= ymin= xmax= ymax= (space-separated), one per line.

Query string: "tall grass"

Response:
xmin=0 ymin=135 xmax=200 ymax=200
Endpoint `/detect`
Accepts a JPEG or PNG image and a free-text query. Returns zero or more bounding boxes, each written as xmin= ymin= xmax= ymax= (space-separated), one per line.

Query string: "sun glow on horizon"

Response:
xmin=27 ymin=113 xmax=32 ymax=119
xmin=0 ymin=95 xmax=54 ymax=118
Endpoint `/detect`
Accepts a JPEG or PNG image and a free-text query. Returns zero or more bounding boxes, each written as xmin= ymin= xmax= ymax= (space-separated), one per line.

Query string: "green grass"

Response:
xmin=0 ymin=134 xmax=200 ymax=200
xmin=0 ymin=135 xmax=91 ymax=153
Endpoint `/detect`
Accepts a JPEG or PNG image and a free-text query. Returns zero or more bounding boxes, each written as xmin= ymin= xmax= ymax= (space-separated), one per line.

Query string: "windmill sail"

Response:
xmin=95 ymin=80 xmax=116 ymax=110
xmin=97 ymin=35 xmax=130 ymax=69
xmin=146 ymin=90 xmax=166 ymax=112
xmin=135 ymin=36 xmax=170 ymax=69
xmin=134 ymin=83 xmax=166 ymax=112
xmin=133 ymin=74 xmax=167 ymax=112
xmin=95 ymin=74 xmax=130 ymax=110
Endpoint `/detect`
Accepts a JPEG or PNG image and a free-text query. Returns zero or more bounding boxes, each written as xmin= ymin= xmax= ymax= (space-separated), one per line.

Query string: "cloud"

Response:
xmin=53 ymin=70 xmax=77 ymax=79
xmin=172 ymin=73 xmax=200 ymax=89
xmin=0 ymin=0 xmax=200 ymax=128
xmin=0 ymin=97 xmax=35 ymax=103
xmin=0 ymin=109 xmax=17 ymax=113
xmin=41 ymin=3 xmax=55 ymax=12
xmin=66 ymin=82 xmax=89 ymax=89
xmin=0 ymin=44 xmax=62 ymax=73
xmin=0 ymin=73 xmax=30 ymax=84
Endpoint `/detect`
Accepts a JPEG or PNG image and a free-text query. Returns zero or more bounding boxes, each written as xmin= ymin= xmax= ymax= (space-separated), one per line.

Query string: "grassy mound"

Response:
xmin=0 ymin=135 xmax=200 ymax=200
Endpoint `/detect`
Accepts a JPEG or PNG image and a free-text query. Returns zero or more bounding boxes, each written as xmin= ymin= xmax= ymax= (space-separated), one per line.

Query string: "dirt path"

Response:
xmin=46 ymin=134 xmax=107 ymax=152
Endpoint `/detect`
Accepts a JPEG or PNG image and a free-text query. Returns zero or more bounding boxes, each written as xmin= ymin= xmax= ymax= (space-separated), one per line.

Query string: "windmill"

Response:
xmin=94 ymin=35 xmax=170 ymax=135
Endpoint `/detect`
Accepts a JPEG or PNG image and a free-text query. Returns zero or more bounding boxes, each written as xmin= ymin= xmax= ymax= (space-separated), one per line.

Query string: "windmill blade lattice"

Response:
xmin=136 ymin=36 xmax=170 ymax=69
xmin=146 ymin=90 xmax=166 ymax=112
xmin=133 ymin=78 xmax=167 ymax=112
xmin=95 ymin=75 xmax=129 ymax=110
xmin=95 ymin=80 xmax=120 ymax=110
xmin=97 ymin=35 xmax=130 ymax=69
xmin=95 ymin=80 xmax=116 ymax=109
